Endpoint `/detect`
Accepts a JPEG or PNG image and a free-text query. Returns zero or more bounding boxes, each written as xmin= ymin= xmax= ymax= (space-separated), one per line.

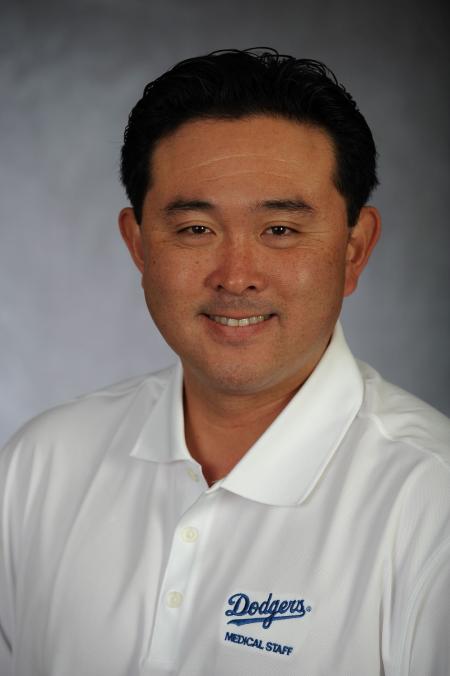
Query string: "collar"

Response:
xmin=129 ymin=360 xmax=189 ymax=464
xmin=129 ymin=322 xmax=364 ymax=506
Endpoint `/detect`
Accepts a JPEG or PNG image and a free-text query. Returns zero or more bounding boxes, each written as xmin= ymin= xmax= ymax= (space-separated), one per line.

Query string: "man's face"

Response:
xmin=120 ymin=116 xmax=379 ymax=397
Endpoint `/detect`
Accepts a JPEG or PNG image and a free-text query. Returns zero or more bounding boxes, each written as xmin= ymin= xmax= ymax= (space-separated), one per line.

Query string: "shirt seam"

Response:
xmin=395 ymin=537 xmax=450 ymax=675
xmin=356 ymin=411 xmax=450 ymax=472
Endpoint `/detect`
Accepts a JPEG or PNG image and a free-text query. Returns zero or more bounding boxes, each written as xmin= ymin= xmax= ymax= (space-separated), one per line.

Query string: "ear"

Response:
xmin=344 ymin=206 xmax=381 ymax=297
xmin=118 ymin=207 xmax=145 ymax=274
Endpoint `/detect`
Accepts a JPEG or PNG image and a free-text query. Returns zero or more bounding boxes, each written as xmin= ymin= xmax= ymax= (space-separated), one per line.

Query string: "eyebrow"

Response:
xmin=162 ymin=197 xmax=315 ymax=216
xmin=162 ymin=199 xmax=214 ymax=215
xmin=254 ymin=199 xmax=315 ymax=214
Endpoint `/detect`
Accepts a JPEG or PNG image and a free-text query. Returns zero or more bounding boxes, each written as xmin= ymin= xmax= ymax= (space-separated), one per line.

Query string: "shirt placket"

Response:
xmin=143 ymin=478 xmax=218 ymax=672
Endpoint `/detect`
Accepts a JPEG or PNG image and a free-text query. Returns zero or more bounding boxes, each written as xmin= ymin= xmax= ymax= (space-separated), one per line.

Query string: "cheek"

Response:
xmin=142 ymin=251 xmax=204 ymax=311
xmin=278 ymin=248 xmax=346 ymax=298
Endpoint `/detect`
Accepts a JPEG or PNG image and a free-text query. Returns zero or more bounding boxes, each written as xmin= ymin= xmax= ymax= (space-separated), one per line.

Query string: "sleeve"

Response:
xmin=398 ymin=539 xmax=450 ymax=676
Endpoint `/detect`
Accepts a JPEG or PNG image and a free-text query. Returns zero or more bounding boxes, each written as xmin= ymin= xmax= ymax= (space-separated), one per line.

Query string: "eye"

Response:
xmin=261 ymin=224 xmax=301 ymax=248
xmin=179 ymin=225 xmax=212 ymax=235
xmin=265 ymin=225 xmax=296 ymax=236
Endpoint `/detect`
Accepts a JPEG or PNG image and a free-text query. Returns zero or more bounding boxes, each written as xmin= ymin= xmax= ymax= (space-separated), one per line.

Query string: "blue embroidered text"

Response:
xmin=225 ymin=592 xmax=311 ymax=629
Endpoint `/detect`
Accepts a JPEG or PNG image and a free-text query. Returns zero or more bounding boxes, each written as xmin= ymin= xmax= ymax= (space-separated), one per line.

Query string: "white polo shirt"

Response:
xmin=1 ymin=324 xmax=449 ymax=676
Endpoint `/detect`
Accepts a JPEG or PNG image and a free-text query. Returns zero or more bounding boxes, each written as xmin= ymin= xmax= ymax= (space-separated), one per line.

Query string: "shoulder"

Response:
xmin=354 ymin=364 xmax=450 ymax=670
xmin=356 ymin=359 xmax=450 ymax=466
xmin=1 ymin=365 xmax=176 ymax=466
xmin=353 ymin=360 xmax=450 ymax=579
xmin=353 ymin=360 xmax=450 ymax=545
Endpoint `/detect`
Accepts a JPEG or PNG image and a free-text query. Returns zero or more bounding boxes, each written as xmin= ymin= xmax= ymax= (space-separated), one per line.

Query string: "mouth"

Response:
xmin=207 ymin=314 xmax=273 ymax=327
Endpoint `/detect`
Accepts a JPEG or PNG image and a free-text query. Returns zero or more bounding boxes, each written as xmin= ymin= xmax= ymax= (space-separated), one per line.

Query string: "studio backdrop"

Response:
xmin=1 ymin=0 xmax=449 ymax=445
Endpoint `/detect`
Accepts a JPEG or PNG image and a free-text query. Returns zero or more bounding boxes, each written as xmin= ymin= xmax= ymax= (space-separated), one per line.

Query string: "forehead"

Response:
xmin=149 ymin=116 xmax=338 ymax=203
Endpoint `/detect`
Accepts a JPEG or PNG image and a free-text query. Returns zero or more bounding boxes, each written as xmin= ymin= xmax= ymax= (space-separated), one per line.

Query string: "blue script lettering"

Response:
xmin=225 ymin=592 xmax=309 ymax=629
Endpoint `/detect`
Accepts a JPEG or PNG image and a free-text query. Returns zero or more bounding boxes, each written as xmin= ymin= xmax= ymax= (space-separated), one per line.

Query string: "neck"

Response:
xmin=182 ymin=372 xmax=305 ymax=486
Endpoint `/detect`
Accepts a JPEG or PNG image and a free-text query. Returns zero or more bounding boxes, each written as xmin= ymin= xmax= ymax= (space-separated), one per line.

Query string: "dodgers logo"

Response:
xmin=225 ymin=592 xmax=312 ymax=629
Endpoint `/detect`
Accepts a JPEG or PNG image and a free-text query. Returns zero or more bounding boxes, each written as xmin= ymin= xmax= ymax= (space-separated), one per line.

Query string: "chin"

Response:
xmin=191 ymin=359 xmax=283 ymax=396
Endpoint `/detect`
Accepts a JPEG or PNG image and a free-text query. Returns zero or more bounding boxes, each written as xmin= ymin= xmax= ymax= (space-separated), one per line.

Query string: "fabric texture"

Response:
xmin=1 ymin=323 xmax=449 ymax=675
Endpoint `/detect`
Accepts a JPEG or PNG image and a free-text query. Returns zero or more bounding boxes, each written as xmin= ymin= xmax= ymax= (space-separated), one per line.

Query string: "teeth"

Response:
xmin=209 ymin=314 xmax=270 ymax=327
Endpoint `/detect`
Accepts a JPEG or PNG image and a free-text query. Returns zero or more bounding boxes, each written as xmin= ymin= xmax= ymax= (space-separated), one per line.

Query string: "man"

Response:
xmin=0 ymin=49 xmax=449 ymax=676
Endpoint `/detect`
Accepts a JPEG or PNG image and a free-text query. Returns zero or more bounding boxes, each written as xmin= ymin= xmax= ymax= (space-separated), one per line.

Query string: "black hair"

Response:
xmin=120 ymin=48 xmax=378 ymax=226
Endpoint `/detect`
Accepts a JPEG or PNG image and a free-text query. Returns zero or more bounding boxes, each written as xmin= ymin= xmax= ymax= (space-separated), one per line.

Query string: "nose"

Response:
xmin=205 ymin=238 xmax=267 ymax=295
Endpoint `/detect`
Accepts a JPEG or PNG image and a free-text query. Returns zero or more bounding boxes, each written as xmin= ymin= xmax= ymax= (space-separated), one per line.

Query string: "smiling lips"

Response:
xmin=208 ymin=314 xmax=272 ymax=327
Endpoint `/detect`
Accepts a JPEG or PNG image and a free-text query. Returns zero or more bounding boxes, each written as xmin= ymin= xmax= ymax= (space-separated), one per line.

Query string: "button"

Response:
xmin=166 ymin=591 xmax=183 ymax=608
xmin=181 ymin=526 xmax=198 ymax=543
xmin=187 ymin=468 xmax=200 ymax=482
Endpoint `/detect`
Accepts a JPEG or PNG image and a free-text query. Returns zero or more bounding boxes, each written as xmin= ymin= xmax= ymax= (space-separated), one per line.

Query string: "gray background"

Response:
xmin=1 ymin=0 xmax=449 ymax=446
